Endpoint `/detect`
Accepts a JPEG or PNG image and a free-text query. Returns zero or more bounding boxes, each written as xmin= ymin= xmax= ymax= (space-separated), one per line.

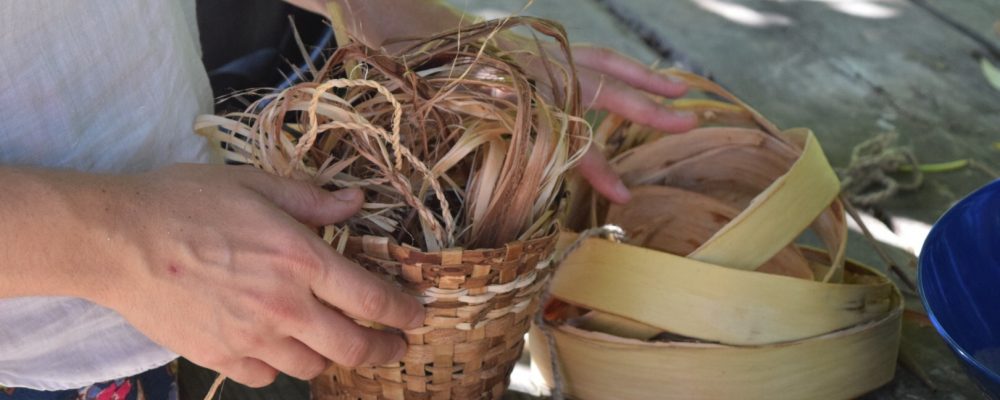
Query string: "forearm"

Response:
xmin=0 ymin=162 xmax=426 ymax=382
xmin=0 ymin=167 xmax=124 ymax=302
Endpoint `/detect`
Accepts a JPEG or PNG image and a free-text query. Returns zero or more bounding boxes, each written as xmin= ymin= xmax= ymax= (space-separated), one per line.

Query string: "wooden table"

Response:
xmin=180 ymin=0 xmax=1000 ymax=398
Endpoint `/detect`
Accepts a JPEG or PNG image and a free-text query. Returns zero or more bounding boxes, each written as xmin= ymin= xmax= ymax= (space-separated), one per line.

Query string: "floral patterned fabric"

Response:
xmin=0 ymin=362 xmax=177 ymax=400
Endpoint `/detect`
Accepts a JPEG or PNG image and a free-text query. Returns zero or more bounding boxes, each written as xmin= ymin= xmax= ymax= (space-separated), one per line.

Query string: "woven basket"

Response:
xmin=312 ymin=231 xmax=558 ymax=400
xmin=529 ymin=71 xmax=903 ymax=399
xmin=190 ymin=16 xmax=585 ymax=399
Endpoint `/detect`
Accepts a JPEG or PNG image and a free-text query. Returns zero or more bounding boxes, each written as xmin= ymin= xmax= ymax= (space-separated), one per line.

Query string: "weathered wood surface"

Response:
xmin=923 ymin=0 xmax=1000 ymax=57
xmin=607 ymin=0 xmax=999 ymax=222
xmin=456 ymin=0 xmax=1000 ymax=221
xmin=455 ymin=0 xmax=662 ymax=64
xmin=179 ymin=1 xmax=1000 ymax=399
xmin=453 ymin=1 xmax=999 ymax=399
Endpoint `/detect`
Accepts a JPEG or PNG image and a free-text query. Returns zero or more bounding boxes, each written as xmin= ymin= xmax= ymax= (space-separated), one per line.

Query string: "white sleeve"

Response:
xmin=0 ymin=0 xmax=213 ymax=389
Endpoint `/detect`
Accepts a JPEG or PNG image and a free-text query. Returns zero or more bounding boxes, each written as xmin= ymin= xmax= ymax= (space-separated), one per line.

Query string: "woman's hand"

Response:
xmin=513 ymin=41 xmax=698 ymax=204
xmin=110 ymin=165 xmax=425 ymax=386
xmin=0 ymin=164 xmax=425 ymax=387
xmin=290 ymin=0 xmax=698 ymax=204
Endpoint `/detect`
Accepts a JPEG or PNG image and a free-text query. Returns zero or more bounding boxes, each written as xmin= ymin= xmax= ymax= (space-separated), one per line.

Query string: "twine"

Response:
xmin=202 ymin=373 xmax=225 ymax=400
xmin=838 ymin=132 xmax=922 ymax=207
xmin=534 ymin=225 xmax=626 ymax=400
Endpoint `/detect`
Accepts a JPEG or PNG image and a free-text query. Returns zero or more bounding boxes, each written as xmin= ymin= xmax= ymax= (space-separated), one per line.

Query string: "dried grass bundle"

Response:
xmin=196 ymin=16 xmax=589 ymax=251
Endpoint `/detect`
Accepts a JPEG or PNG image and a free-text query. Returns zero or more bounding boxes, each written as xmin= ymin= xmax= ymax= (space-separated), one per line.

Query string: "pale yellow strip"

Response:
xmin=551 ymin=237 xmax=893 ymax=345
xmin=530 ymin=303 xmax=901 ymax=400
xmin=689 ymin=129 xmax=840 ymax=271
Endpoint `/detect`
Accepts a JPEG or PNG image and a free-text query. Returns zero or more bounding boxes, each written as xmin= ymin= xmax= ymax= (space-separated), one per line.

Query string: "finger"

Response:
xmin=240 ymin=168 xmax=364 ymax=226
xmin=294 ymin=301 xmax=409 ymax=367
xmin=253 ymin=337 xmax=330 ymax=380
xmin=585 ymin=73 xmax=699 ymax=133
xmin=309 ymin=242 xmax=425 ymax=330
xmin=573 ymin=46 xmax=688 ymax=98
xmin=577 ymin=147 xmax=631 ymax=204
xmin=220 ymin=357 xmax=279 ymax=388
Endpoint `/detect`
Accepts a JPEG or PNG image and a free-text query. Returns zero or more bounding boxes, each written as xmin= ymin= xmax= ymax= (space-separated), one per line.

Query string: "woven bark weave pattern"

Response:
xmin=313 ymin=232 xmax=558 ymax=400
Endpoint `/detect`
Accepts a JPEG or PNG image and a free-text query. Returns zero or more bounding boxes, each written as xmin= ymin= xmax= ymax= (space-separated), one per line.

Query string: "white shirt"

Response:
xmin=0 ymin=1 xmax=213 ymax=390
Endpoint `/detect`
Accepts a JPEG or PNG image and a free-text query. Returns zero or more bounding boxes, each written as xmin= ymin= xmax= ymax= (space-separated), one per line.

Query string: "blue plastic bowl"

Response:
xmin=920 ymin=179 xmax=1000 ymax=398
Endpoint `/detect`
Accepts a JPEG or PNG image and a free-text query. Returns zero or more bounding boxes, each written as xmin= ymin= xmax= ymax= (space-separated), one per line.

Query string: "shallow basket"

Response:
xmin=529 ymin=71 xmax=903 ymax=399
xmin=312 ymin=232 xmax=558 ymax=400
xmin=531 ymin=242 xmax=902 ymax=400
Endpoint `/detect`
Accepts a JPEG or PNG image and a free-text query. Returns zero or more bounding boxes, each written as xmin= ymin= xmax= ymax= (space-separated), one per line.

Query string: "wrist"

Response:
xmin=0 ymin=167 xmax=135 ymax=305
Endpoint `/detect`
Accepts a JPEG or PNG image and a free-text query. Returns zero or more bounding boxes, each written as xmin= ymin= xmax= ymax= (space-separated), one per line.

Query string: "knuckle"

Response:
xmin=236 ymin=332 xmax=268 ymax=354
xmin=225 ymin=321 xmax=267 ymax=354
xmin=293 ymin=181 xmax=326 ymax=207
xmin=267 ymin=234 xmax=325 ymax=280
xmin=270 ymin=228 xmax=304 ymax=248
xmin=336 ymin=335 xmax=375 ymax=367
xmin=357 ymin=287 xmax=391 ymax=321
xmin=289 ymin=357 xmax=329 ymax=380
xmin=240 ymin=370 xmax=278 ymax=388
xmin=296 ymin=250 xmax=325 ymax=278
xmin=633 ymin=102 xmax=662 ymax=122
xmin=221 ymin=357 xmax=278 ymax=388
xmin=306 ymin=359 xmax=331 ymax=379
xmin=259 ymin=295 xmax=307 ymax=326
xmin=285 ymin=245 xmax=325 ymax=281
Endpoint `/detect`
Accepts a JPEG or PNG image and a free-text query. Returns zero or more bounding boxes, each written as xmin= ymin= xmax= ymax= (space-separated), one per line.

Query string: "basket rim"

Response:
xmin=543 ymin=246 xmax=903 ymax=348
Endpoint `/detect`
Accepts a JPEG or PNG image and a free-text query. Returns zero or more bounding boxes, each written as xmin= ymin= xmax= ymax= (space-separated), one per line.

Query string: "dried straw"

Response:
xmin=196 ymin=16 xmax=590 ymax=251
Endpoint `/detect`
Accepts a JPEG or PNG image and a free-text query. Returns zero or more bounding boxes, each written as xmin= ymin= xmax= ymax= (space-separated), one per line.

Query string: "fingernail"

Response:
xmin=612 ymin=179 xmax=632 ymax=204
xmin=332 ymin=188 xmax=360 ymax=201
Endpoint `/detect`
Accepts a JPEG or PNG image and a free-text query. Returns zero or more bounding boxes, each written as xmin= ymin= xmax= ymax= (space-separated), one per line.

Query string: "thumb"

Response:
xmin=243 ymin=171 xmax=364 ymax=226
